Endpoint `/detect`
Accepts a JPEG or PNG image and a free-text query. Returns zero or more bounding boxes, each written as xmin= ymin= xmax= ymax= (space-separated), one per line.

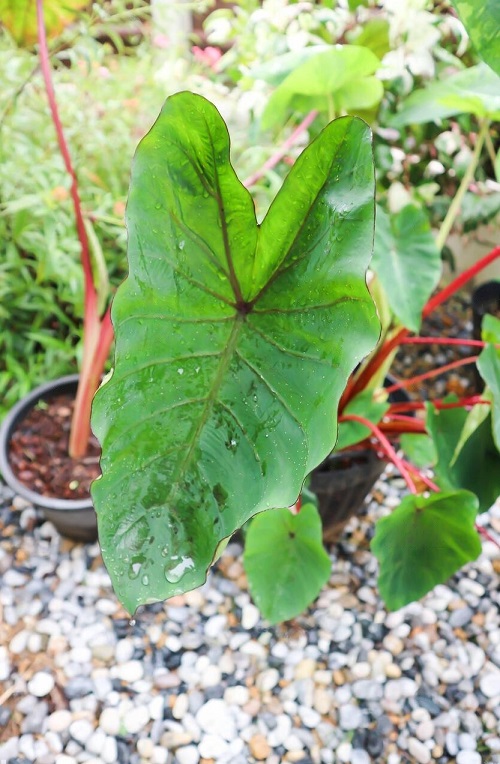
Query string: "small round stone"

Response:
xmin=456 ymin=752 xmax=481 ymax=764
xmin=175 ymin=745 xmax=199 ymax=764
xmin=479 ymin=673 xmax=500 ymax=698
xmin=28 ymin=672 xmax=54 ymax=698
xmin=408 ymin=737 xmax=431 ymax=764
xmin=47 ymin=710 xmax=72 ymax=733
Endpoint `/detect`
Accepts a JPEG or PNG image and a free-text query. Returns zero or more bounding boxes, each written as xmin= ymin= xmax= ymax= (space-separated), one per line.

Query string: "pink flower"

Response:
xmin=192 ymin=45 xmax=222 ymax=71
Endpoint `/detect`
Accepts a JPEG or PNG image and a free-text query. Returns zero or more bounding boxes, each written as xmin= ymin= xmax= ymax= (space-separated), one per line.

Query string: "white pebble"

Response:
xmin=198 ymin=734 xmax=228 ymax=758
xmin=115 ymin=639 xmax=134 ymax=664
xmin=99 ymin=708 xmax=121 ymax=736
xmin=408 ymin=737 xmax=431 ymax=764
xmin=480 ymin=673 xmax=500 ymax=698
xmin=151 ymin=746 xmax=169 ymax=764
xmin=196 ymin=699 xmax=236 ymax=740
xmin=175 ymin=744 xmax=200 ymax=764
xmin=224 ymin=685 xmax=249 ymax=706
xmin=69 ymin=719 xmax=94 ymax=745
xmin=457 ymin=753 xmax=481 ymax=764
xmin=256 ymin=668 xmax=280 ymax=692
xmin=28 ymin=672 xmax=54 ymax=698
xmin=241 ymin=603 xmax=260 ymax=630
xmin=123 ymin=705 xmax=150 ymax=734
xmin=113 ymin=660 xmax=143 ymax=683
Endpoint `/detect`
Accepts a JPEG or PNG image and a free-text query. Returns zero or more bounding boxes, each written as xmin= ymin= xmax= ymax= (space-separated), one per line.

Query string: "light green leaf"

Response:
xmin=91 ymin=92 xmax=379 ymax=613
xmin=400 ymin=433 xmax=437 ymax=468
xmin=450 ymin=396 xmax=492 ymax=466
xmin=244 ymin=503 xmax=331 ymax=623
xmin=452 ymin=0 xmax=500 ymax=77
xmin=261 ymin=45 xmax=382 ymax=129
xmin=336 ymin=391 xmax=389 ymax=451
xmin=372 ymin=205 xmax=442 ymax=332
xmin=371 ymin=491 xmax=481 ymax=610
xmin=249 ymin=46 xmax=331 ymax=86
xmin=390 ymin=64 xmax=500 ymax=127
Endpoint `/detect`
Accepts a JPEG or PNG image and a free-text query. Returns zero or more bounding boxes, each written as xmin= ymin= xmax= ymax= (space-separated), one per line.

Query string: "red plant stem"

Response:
xmin=340 ymin=413 xmax=417 ymax=493
xmin=388 ymin=396 xmax=490 ymax=414
xmin=36 ymin=0 xmax=95 ymax=309
xmin=400 ymin=459 xmax=440 ymax=492
xmin=345 ymin=244 xmax=500 ymax=406
xmin=384 ymin=355 xmax=479 ymax=395
xmin=378 ymin=419 xmax=426 ymax=434
xmin=423 ymin=245 xmax=500 ymax=318
xmin=475 ymin=523 xmax=500 ymax=550
xmin=37 ymin=0 xmax=113 ymax=458
xmin=243 ymin=110 xmax=318 ymax=188
xmin=400 ymin=336 xmax=490 ymax=349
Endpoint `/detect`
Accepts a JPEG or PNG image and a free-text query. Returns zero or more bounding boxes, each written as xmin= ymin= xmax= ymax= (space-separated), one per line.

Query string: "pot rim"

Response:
xmin=0 ymin=374 xmax=95 ymax=512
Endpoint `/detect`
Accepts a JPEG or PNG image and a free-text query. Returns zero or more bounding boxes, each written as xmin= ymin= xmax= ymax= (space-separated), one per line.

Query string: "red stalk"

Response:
xmin=36 ymin=0 xmax=113 ymax=458
xmin=340 ymin=413 xmax=417 ymax=493
xmin=475 ymin=524 xmax=500 ymax=550
xmin=243 ymin=110 xmax=318 ymax=188
xmin=423 ymin=246 xmax=500 ymax=318
xmin=388 ymin=396 xmax=490 ymax=415
xmin=400 ymin=336 xmax=490 ymax=349
xmin=384 ymin=355 xmax=479 ymax=395
xmin=400 ymin=459 xmax=439 ymax=492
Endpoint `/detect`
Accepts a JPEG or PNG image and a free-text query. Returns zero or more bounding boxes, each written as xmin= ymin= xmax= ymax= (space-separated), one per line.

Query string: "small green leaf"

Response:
xmin=452 ymin=0 xmax=500 ymax=78
xmin=336 ymin=391 xmax=389 ymax=451
xmin=481 ymin=313 xmax=500 ymax=345
xmin=347 ymin=19 xmax=391 ymax=60
xmin=400 ymin=433 xmax=437 ymax=468
xmin=244 ymin=504 xmax=331 ymax=623
xmin=372 ymin=205 xmax=442 ymax=332
xmin=390 ymin=64 xmax=500 ymax=127
xmin=371 ymin=491 xmax=481 ymax=610
xmin=450 ymin=398 xmax=492 ymax=466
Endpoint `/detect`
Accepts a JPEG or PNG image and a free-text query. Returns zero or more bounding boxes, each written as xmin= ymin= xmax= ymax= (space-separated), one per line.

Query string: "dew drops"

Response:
xmin=179 ymin=240 xmax=185 ymax=250
xmin=177 ymin=368 xmax=184 ymax=375
xmin=142 ymin=574 xmax=149 ymax=586
xmin=155 ymin=203 xmax=161 ymax=209
xmin=129 ymin=618 xmax=136 ymax=627
xmin=164 ymin=555 xmax=195 ymax=584
xmin=128 ymin=562 xmax=142 ymax=580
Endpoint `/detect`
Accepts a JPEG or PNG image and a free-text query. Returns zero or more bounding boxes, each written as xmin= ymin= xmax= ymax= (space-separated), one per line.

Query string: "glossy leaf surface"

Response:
xmin=91 ymin=92 xmax=378 ymax=613
xmin=0 ymin=0 xmax=85 ymax=45
xmin=390 ymin=64 xmax=500 ymax=127
xmin=261 ymin=46 xmax=383 ymax=129
xmin=452 ymin=0 xmax=500 ymax=77
xmin=426 ymin=402 xmax=500 ymax=513
xmin=372 ymin=490 xmax=481 ymax=610
xmin=372 ymin=205 xmax=441 ymax=332
xmin=244 ymin=503 xmax=331 ymax=623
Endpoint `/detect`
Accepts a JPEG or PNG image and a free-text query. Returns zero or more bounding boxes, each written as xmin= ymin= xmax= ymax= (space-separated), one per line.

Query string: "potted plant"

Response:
xmin=0 ymin=0 xmax=114 ymax=539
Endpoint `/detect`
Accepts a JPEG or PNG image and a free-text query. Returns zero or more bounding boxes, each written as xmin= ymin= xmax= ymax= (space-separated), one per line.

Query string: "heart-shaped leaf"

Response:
xmin=372 ymin=205 xmax=441 ymax=332
xmin=244 ymin=503 xmax=331 ymax=623
xmin=261 ymin=46 xmax=383 ymax=129
xmin=91 ymin=92 xmax=379 ymax=613
xmin=371 ymin=490 xmax=481 ymax=610
xmin=0 ymin=0 xmax=85 ymax=45
xmin=452 ymin=0 xmax=500 ymax=78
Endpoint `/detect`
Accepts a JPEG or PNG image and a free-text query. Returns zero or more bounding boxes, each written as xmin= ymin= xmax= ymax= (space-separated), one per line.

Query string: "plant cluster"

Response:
xmin=1 ymin=0 xmax=500 ymax=622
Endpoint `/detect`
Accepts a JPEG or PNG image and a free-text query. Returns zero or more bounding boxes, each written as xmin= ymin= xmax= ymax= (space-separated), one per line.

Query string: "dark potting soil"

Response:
xmin=8 ymin=394 xmax=101 ymax=500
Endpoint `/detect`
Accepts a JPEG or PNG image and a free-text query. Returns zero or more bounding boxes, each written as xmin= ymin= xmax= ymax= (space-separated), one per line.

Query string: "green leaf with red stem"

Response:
xmin=336 ymin=391 xmax=389 ymax=451
xmin=372 ymin=490 xmax=481 ymax=610
xmin=477 ymin=314 xmax=500 ymax=451
xmin=91 ymin=92 xmax=379 ymax=614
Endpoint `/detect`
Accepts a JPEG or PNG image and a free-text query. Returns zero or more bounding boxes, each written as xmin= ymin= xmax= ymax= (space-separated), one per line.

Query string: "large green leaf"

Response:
xmin=91 ymin=92 xmax=379 ymax=613
xmin=244 ymin=503 xmax=331 ymax=623
xmin=452 ymin=1 xmax=500 ymax=78
xmin=390 ymin=64 xmax=500 ymax=127
xmin=371 ymin=490 xmax=481 ymax=610
xmin=477 ymin=315 xmax=500 ymax=451
xmin=0 ymin=0 xmax=85 ymax=45
xmin=372 ymin=205 xmax=441 ymax=332
xmin=261 ymin=46 xmax=383 ymax=129
xmin=426 ymin=401 xmax=500 ymax=513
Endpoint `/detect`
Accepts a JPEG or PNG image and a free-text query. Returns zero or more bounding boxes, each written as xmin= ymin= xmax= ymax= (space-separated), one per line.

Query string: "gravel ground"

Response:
xmin=1 ymin=473 xmax=500 ymax=764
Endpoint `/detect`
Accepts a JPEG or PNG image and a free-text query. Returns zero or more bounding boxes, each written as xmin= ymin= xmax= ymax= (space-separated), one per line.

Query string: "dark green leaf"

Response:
xmin=371 ymin=490 xmax=481 ymax=610
xmin=372 ymin=205 xmax=441 ymax=332
xmin=244 ymin=503 xmax=331 ymax=623
xmin=91 ymin=92 xmax=379 ymax=613
xmin=452 ymin=0 xmax=500 ymax=77
xmin=390 ymin=64 xmax=500 ymax=127
xmin=477 ymin=316 xmax=500 ymax=450
xmin=336 ymin=391 xmax=389 ymax=451
xmin=426 ymin=402 xmax=500 ymax=513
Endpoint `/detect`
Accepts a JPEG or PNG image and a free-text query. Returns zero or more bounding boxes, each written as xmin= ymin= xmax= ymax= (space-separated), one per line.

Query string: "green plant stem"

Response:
xmin=435 ymin=119 xmax=489 ymax=252
xmin=36 ymin=0 xmax=113 ymax=459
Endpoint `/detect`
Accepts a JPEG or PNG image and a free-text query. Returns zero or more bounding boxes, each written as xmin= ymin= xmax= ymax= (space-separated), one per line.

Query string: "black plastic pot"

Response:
xmin=310 ymin=377 xmax=411 ymax=542
xmin=0 ymin=375 xmax=98 ymax=542
xmin=472 ymin=280 xmax=500 ymax=341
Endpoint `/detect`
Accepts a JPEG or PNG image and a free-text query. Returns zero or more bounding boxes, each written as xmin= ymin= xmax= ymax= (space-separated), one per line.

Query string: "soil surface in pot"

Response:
xmin=9 ymin=394 xmax=101 ymax=500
